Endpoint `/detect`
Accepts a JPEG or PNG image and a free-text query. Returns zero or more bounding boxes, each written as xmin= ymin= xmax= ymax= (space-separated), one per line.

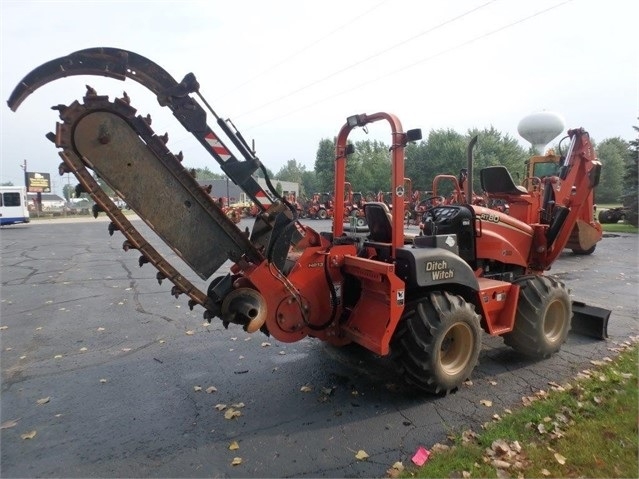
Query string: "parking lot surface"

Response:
xmin=1 ymin=217 xmax=637 ymax=478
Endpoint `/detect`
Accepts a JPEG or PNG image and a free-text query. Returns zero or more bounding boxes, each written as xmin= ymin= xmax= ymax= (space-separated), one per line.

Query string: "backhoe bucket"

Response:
xmin=571 ymin=301 xmax=610 ymax=339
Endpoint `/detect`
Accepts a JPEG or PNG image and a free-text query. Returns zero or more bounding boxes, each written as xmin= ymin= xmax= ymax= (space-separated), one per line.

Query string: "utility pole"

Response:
xmin=21 ymin=159 xmax=27 ymax=188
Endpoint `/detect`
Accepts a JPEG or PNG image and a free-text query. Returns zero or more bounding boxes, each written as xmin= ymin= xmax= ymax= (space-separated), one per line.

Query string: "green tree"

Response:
xmin=467 ymin=127 xmax=528 ymax=188
xmin=62 ymin=183 xmax=75 ymax=201
xmin=300 ymin=170 xmax=318 ymax=199
xmin=595 ymin=138 xmax=627 ymax=203
xmin=253 ymin=164 xmax=276 ymax=180
xmin=420 ymin=129 xmax=467 ymax=193
xmin=314 ymin=138 xmax=335 ymax=193
xmin=1 ymin=181 xmax=14 ymax=186
xmin=190 ymin=166 xmax=223 ymax=180
xmin=405 ymin=141 xmax=428 ymax=191
xmin=276 ymin=159 xmax=307 ymax=185
xmin=348 ymin=139 xmax=391 ymax=193
xmin=622 ymin=124 xmax=638 ymax=226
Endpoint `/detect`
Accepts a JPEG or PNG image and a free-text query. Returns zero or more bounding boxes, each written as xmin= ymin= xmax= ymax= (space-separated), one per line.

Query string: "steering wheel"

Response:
xmin=415 ymin=195 xmax=445 ymax=212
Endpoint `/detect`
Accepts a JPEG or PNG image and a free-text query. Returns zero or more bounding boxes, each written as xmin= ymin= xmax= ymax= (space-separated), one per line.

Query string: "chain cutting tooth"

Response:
xmin=188 ymin=299 xmax=197 ymax=310
xmin=122 ymin=240 xmax=136 ymax=252
xmin=46 ymin=132 xmax=57 ymax=143
xmin=143 ymin=114 xmax=152 ymax=125
xmin=58 ymin=162 xmax=71 ymax=175
xmin=92 ymin=203 xmax=103 ymax=218
xmin=85 ymin=85 xmax=97 ymax=96
xmin=159 ymin=132 xmax=169 ymax=144
xmin=171 ymin=285 xmax=183 ymax=298
xmin=203 ymin=310 xmax=214 ymax=322
xmin=108 ymin=222 xmax=120 ymax=236
xmin=119 ymin=91 xmax=131 ymax=105
xmin=175 ymin=151 xmax=184 ymax=162
xmin=138 ymin=255 xmax=149 ymax=267
xmin=156 ymin=272 xmax=166 ymax=285
xmin=201 ymin=184 xmax=212 ymax=194
xmin=75 ymin=183 xmax=86 ymax=198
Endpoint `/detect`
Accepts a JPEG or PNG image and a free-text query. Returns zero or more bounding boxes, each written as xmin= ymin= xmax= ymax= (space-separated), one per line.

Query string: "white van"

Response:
xmin=0 ymin=186 xmax=30 ymax=225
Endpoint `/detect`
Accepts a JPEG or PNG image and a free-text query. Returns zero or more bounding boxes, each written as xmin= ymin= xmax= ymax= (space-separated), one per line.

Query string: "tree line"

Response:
xmin=268 ymin=126 xmax=633 ymax=206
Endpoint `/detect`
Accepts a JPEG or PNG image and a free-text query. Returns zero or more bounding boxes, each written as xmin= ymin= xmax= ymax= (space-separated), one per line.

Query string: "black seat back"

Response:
xmin=364 ymin=202 xmax=392 ymax=243
xmin=480 ymin=166 xmax=525 ymax=196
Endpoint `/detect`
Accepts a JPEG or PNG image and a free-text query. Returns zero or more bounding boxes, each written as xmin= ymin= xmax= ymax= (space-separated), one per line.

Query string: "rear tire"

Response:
xmin=391 ymin=291 xmax=481 ymax=394
xmin=318 ymin=208 xmax=328 ymax=220
xmin=504 ymin=276 xmax=571 ymax=358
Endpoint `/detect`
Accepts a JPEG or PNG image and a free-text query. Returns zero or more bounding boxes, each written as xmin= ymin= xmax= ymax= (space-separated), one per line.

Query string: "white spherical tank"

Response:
xmin=518 ymin=111 xmax=565 ymax=155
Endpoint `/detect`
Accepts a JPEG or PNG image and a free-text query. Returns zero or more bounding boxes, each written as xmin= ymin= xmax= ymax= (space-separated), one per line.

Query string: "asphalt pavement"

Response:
xmin=1 ymin=217 xmax=637 ymax=478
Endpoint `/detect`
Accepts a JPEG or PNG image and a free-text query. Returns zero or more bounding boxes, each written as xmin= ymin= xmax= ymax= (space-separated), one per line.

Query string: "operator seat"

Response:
xmin=480 ymin=166 xmax=528 ymax=196
xmin=363 ymin=202 xmax=393 ymax=243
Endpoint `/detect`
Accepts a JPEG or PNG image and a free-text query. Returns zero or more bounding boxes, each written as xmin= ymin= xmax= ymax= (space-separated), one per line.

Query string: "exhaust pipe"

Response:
xmin=221 ymin=288 xmax=267 ymax=333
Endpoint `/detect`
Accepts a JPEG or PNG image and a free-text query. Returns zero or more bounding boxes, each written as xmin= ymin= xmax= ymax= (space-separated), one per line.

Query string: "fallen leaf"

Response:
xmin=355 ymin=449 xmax=369 ymax=460
xmin=214 ymin=404 xmax=227 ymax=411
xmin=0 ymin=418 xmax=20 ymax=429
xmin=99 ymin=378 xmax=108 ymax=384
xmin=491 ymin=459 xmax=511 ymax=469
xmin=54 ymin=355 xmax=63 ymax=359
xmin=386 ymin=461 xmax=404 ymax=478
xmin=194 ymin=386 xmax=202 ymax=392
xmin=80 ymin=347 xmax=88 ymax=352
xmin=97 ymin=327 xmax=105 ymax=331
xmin=36 ymin=397 xmax=50 ymax=405
xmin=35 ymin=327 xmax=43 ymax=331
xmin=224 ymin=408 xmax=242 ymax=420
xmin=554 ymin=453 xmax=566 ymax=465
xmin=229 ymin=441 xmax=240 ymax=450
xmin=0 ymin=326 xmax=7 ymax=331
xmin=185 ymin=330 xmax=195 ymax=336
xmin=21 ymin=430 xmax=37 ymax=440
xmin=231 ymin=402 xmax=245 ymax=408
xmin=300 ymin=385 xmax=312 ymax=393
xmin=279 ymin=350 xmax=286 ymax=355
xmin=480 ymin=399 xmax=493 ymax=407
xmin=231 ymin=457 xmax=242 ymax=466
xmin=206 ymin=386 xmax=217 ymax=394
xmin=261 ymin=342 xmax=271 ymax=347
xmin=541 ymin=468 xmax=551 ymax=476
xmin=121 ymin=348 xmax=131 ymax=352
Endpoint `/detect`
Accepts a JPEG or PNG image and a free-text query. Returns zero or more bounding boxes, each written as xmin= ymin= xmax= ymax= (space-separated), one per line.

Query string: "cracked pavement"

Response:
xmin=1 ymin=217 xmax=637 ymax=478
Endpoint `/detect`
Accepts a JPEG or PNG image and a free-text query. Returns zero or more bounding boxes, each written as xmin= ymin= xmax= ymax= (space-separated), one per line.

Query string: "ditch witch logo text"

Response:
xmin=425 ymin=260 xmax=454 ymax=280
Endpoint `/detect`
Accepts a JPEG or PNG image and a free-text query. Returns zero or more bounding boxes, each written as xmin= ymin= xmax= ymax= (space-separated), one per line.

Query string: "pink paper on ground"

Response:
xmin=411 ymin=446 xmax=431 ymax=466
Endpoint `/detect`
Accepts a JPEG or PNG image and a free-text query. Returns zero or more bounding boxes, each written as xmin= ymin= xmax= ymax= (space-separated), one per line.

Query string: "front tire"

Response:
xmin=504 ymin=276 xmax=571 ymax=358
xmin=391 ymin=291 xmax=481 ymax=394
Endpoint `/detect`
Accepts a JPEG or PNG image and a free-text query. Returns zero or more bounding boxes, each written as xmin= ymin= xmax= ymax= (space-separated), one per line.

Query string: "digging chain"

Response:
xmin=54 ymin=90 xmax=217 ymax=314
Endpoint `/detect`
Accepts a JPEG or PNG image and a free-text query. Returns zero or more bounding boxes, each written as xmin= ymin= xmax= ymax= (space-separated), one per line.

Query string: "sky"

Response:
xmin=1 ymin=0 xmax=637 ymax=195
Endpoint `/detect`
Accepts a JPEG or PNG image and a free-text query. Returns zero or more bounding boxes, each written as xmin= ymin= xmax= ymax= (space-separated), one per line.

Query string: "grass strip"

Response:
xmin=403 ymin=339 xmax=638 ymax=479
